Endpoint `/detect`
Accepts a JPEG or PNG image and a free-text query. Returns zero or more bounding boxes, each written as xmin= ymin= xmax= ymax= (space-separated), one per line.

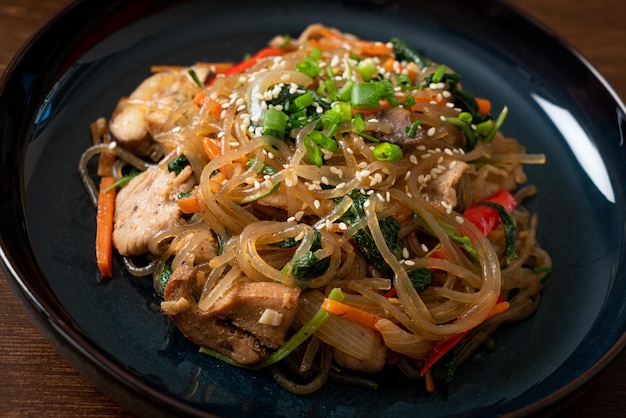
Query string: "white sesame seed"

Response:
xmin=427 ymin=127 xmax=436 ymax=136
xmin=402 ymin=247 xmax=410 ymax=259
xmin=421 ymin=243 xmax=429 ymax=252
xmin=409 ymin=155 xmax=418 ymax=165
xmin=364 ymin=199 xmax=371 ymax=208
xmin=455 ymin=215 xmax=465 ymax=224
xmin=313 ymin=199 xmax=321 ymax=209
xmin=321 ymin=176 xmax=329 ymax=185
xmin=338 ymin=222 xmax=348 ymax=231
xmin=404 ymin=170 xmax=411 ymax=180
xmin=287 ymin=216 xmax=296 ymax=222
xmin=285 ymin=178 xmax=294 ymax=187
xmin=405 ymin=259 xmax=416 ymax=266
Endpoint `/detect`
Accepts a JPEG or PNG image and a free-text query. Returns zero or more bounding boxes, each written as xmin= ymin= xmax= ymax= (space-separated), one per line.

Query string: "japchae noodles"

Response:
xmin=79 ymin=24 xmax=551 ymax=394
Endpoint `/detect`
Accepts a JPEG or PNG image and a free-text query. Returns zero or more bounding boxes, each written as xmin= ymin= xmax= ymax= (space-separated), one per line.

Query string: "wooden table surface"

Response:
xmin=1 ymin=0 xmax=625 ymax=417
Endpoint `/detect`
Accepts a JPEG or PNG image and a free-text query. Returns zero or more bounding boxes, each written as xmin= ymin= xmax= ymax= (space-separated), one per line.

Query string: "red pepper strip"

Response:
xmin=419 ymin=296 xmax=508 ymax=376
xmin=207 ymin=47 xmax=287 ymax=85
xmin=384 ymin=189 xmax=517 ymax=298
xmin=462 ymin=188 xmax=517 ymax=235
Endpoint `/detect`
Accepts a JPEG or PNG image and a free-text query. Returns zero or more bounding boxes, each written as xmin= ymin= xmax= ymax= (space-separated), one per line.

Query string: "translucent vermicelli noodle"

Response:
xmin=79 ymin=24 xmax=551 ymax=394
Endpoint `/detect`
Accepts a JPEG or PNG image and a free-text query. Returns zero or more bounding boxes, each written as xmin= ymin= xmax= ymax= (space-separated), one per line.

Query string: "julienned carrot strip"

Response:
xmin=419 ymin=301 xmax=510 ymax=376
xmin=321 ymin=298 xmax=383 ymax=330
xmin=176 ymin=190 xmax=200 ymax=214
xmin=96 ymin=176 xmax=116 ymax=278
xmin=424 ymin=369 xmax=435 ymax=393
xmin=359 ymin=41 xmax=393 ymax=56
xmin=193 ymin=92 xmax=223 ymax=118
xmin=201 ymin=136 xmax=222 ymax=160
xmin=475 ymin=97 xmax=492 ymax=115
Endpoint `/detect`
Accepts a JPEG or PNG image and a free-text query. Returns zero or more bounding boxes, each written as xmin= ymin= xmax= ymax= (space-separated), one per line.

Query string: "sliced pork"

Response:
xmin=112 ymin=166 xmax=193 ymax=256
xmin=162 ymin=264 xmax=301 ymax=365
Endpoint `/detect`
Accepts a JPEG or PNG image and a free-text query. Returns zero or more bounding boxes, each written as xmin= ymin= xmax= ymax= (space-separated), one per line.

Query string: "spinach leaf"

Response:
xmin=167 ymin=155 xmax=190 ymax=175
xmin=408 ymin=268 xmax=433 ymax=293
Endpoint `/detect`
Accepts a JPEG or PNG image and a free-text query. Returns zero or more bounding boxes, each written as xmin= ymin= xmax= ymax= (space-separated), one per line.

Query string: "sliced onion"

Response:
xmin=296 ymin=291 xmax=378 ymax=361
xmin=374 ymin=319 xmax=431 ymax=359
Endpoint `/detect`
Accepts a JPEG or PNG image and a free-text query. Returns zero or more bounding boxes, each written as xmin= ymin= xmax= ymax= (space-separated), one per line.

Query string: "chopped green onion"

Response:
xmin=296 ymin=60 xmax=321 ymax=78
xmin=405 ymin=120 xmax=423 ymax=138
xmin=372 ymin=142 xmax=403 ymax=162
xmin=474 ymin=119 xmax=493 ymax=134
xmin=397 ymin=74 xmax=413 ymax=89
xmin=331 ymin=102 xmax=352 ymax=122
xmin=351 ymin=82 xmax=384 ymax=110
xmin=308 ymin=130 xmax=337 ymax=152
xmin=187 ymin=68 xmax=204 ymax=88
xmin=352 ymin=113 xmax=367 ymax=132
xmin=321 ymin=110 xmax=342 ymax=129
xmin=458 ymin=112 xmax=473 ymax=124
xmin=308 ymin=47 xmax=322 ymax=61
xmin=318 ymin=79 xmax=337 ymax=101
xmin=401 ymin=95 xmax=416 ymax=108
xmin=357 ymin=58 xmax=377 ymax=80
xmin=263 ymin=108 xmax=288 ymax=138
xmin=431 ymin=65 xmax=447 ymax=83
xmin=337 ymin=80 xmax=354 ymax=102
xmin=484 ymin=106 xmax=508 ymax=142
xmin=293 ymin=91 xmax=314 ymax=110
xmin=304 ymin=136 xmax=323 ymax=167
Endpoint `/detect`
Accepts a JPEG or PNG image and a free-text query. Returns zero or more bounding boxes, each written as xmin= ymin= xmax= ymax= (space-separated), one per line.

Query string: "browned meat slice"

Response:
xmin=424 ymin=161 xmax=468 ymax=210
xmin=376 ymin=107 xmax=427 ymax=145
xmin=112 ymin=166 xmax=193 ymax=256
xmin=109 ymin=67 xmax=208 ymax=159
xmin=162 ymin=265 xmax=302 ymax=365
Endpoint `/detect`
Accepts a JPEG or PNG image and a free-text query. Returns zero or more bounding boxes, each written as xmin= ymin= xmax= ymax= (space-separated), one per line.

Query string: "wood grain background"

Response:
xmin=1 ymin=0 xmax=625 ymax=416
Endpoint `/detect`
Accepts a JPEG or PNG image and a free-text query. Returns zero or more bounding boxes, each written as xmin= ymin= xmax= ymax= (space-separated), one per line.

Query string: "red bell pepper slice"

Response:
xmin=207 ymin=47 xmax=287 ymax=85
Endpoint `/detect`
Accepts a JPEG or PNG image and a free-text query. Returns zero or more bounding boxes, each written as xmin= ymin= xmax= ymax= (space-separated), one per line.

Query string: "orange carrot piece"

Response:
xmin=359 ymin=41 xmax=393 ymax=56
xmin=193 ymin=92 xmax=223 ymax=118
xmin=96 ymin=177 xmax=116 ymax=278
xmin=177 ymin=190 xmax=200 ymax=214
xmin=475 ymin=97 xmax=492 ymax=115
xmin=201 ymin=136 xmax=222 ymax=160
xmin=424 ymin=369 xmax=435 ymax=392
xmin=321 ymin=298 xmax=383 ymax=330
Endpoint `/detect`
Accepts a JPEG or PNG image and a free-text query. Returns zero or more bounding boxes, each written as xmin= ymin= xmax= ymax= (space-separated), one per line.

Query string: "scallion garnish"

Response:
xmin=187 ymin=68 xmax=204 ymax=88
xmin=356 ymin=58 xmax=378 ymax=80
xmin=263 ymin=108 xmax=288 ymax=138
xmin=431 ymin=65 xmax=447 ymax=83
xmin=372 ymin=142 xmax=403 ymax=162
xmin=293 ymin=91 xmax=314 ymax=110
xmin=405 ymin=120 xmax=423 ymax=138
xmin=304 ymin=136 xmax=323 ymax=167
xmin=351 ymin=82 xmax=384 ymax=110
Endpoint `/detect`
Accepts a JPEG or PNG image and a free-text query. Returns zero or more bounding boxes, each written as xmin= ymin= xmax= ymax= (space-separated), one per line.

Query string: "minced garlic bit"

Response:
xmin=258 ymin=308 xmax=284 ymax=327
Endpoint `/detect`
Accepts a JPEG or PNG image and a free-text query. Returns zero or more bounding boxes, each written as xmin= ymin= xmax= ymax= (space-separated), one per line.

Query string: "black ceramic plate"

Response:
xmin=1 ymin=0 xmax=625 ymax=417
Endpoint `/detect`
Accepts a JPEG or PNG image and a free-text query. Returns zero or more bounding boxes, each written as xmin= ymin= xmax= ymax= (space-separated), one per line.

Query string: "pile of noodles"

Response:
xmin=80 ymin=24 xmax=551 ymax=394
